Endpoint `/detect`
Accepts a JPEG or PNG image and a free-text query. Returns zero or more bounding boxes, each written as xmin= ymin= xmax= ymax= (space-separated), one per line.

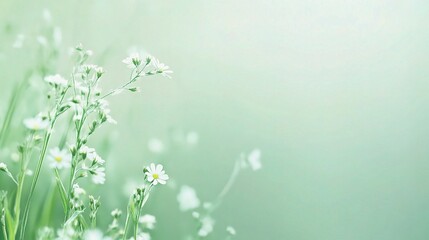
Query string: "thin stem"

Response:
xmin=210 ymin=160 xmax=241 ymax=213
xmin=123 ymin=210 xmax=132 ymax=240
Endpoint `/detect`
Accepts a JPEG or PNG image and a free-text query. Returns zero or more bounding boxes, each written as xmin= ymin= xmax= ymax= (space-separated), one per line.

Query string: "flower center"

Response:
xmin=152 ymin=173 xmax=159 ymax=179
xmin=54 ymin=156 xmax=62 ymax=162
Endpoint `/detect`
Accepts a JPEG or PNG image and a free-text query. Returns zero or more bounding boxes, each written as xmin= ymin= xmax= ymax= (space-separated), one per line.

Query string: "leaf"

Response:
xmin=54 ymin=169 xmax=68 ymax=214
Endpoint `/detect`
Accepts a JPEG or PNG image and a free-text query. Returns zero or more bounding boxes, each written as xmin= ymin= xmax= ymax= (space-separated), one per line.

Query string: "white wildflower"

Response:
xmin=145 ymin=163 xmax=169 ymax=185
xmin=48 ymin=147 xmax=71 ymax=169
xmin=198 ymin=216 xmax=215 ymax=237
xmin=92 ymin=167 xmax=106 ymax=184
xmin=23 ymin=116 xmax=49 ymax=131
xmin=12 ymin=34 xmax=25 ymax=48
xmin=247 ymin=149 xmax=262 ymax=171
xmin=134 ymin=232 xmax=151 ymax=240
xmin=192 ymin=211 xmax=200 ymax=219
xmin=226 ymin=226 xmax=236 ymax=235
xmin=122 ymin=53 xmax=142 ymax=68
xmin=37 ymin=35 xmax=48 ymax=47
xmin=139 ymin=214 xmax=156 ymax=230
xmin=147 ymin=138 xmax=165 ymax=153
xmin=151 ymin=57 xmax=172 ymax=78
xmin=53 ymin=27 xmax=62 ymax=46
xmin=45 ymin=74 xmax=68 ymax=88
xmin=72 ymin=184 xmax=86 ymax=197
xmin=186 ymin=131 xmax=199 ymax=145
xmin=0 ymin=162 xmax=8 ymax=173
xmin=82 ymin=229 xmax=111 ymax=240
xmin=177 ymin=185 xmax=200 ymax=211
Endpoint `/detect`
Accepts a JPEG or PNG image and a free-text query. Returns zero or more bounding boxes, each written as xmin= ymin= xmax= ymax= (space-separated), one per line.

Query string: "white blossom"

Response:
xmin=122 ymin=53 xmax=142 ymax=68
xmin=48 ymin=147 xmax=72 ymax=169
xmin=147 ymin=138 xmax=165 ymax=153
xmin=198 ymin=216 xmax=215 ymax=237
xmin=226 ymin=226 xmax=236 ymax=235
xmin=177 ymin=185 xmax=200 ymax=211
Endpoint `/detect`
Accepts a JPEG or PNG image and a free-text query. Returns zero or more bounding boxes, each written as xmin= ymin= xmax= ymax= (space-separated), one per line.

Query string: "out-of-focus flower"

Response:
xmin=147 ymin=138 xmax=165 ymax=153
xmin=23 ymin=116 xmax=49 ymax=131
xmin=139 ymin=214 xmax=156 ymax=229
xmin=145 ymin=164 xmax=169 ymax=185
xmin=122 ymin=53 xmax=142 ymax=68
xmin=247 ymin=149 xmax=262 ymax=171
xmin=82 ymin=229 xmax=111 ymax=240
xmin=91 ymin=167 xmax=106 ymax=184
xmin=186 ymin=131 xmax=199 ymax=145
xmin=226 ymin=226 xmax=236 ymax=235
xmin=48 ymin=147 xmax=72 ymax=169
xmin=177 ymin=185 xmax=200 ymax=211
xmin=151 ymin=57 xmax=173 ymax=78
xmin=135 ymin=232 xmax=151 ymax=240
xmin=198 ymin=216 xmax=215 ymax=237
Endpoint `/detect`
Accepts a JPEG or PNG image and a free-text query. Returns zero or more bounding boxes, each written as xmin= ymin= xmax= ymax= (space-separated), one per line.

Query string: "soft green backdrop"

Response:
xmin=1 ymin=0 xmax=429 ymax=239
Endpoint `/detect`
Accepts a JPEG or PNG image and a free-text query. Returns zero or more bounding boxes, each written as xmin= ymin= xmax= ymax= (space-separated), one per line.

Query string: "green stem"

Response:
xmin=122 ymin=210 xmax=132 ymax=240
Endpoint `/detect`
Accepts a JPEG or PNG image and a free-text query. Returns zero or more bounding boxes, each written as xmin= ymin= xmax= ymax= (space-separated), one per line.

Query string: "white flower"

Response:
xmin=0 ymin=162 xmax=7 ymax=171
xmin=122 ymin=53 xmax=142 ymax=68
xmin=48 ymin=147 xmax=71 ymax=169
xmin=82 ymin=229 xmax=111 ymax=240
xmin=92 ymin=167 xmax=106 ymax=184
xmin=151 ymin=57 xmax=173 ymax=78
xmin=139 ymin=214 xmax=156 ymax=229
xmin=45 ymin=74 xmax=68 ymax=88
xmin=247 ymin=149 xmax=262 ymax=171
xmin=145 ymin=163 xmax=169 ymax=185
xmin=23 ymin=116 xmax=49 ymax=130
xmin=177 ymin=185 xmax=200 ymax=211
xmin=198 ymin=216 xmax=215 ymax=237
xmin=226 ymin=226 xmax=236 ymax=235
xmin=147 ymin=138 xmax=165 ymax=153
xmin=133 ymin=232 xmax=151 ymax=240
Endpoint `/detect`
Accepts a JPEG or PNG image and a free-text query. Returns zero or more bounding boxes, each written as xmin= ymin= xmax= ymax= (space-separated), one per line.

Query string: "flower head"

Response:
xmin=226 ymin=226 xmax=236 ymax=236
xmin=151 ymin=57 xmax=173 ymax=78
xmin=198 ymin=216 xmax=215 ymax=237
xmin=177 ymin=185 xmax=200 ymax=211
xmin=247 ymin=149 xmax=262 ymax=171
xmin=91 ymin=167 xmax=106 ymax=184
xmin=145 ymin=163 xmax=169 ymax=185
xmin=48 ymin=147 xmax=72 ymax=169
xmin=45 ymin=74 xmax=68 ymax=88
xmin=139 ymin=214 xmax=156 ymax=230
xmin=122 ymin=53 xmax=142 ymax=68
xmin=23 ymin=116 xmax=49 ymax=131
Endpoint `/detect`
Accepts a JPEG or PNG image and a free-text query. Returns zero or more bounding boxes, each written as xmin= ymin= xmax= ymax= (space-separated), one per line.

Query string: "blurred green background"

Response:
xmin=1 ymin=0 xmax=429 ymax=239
